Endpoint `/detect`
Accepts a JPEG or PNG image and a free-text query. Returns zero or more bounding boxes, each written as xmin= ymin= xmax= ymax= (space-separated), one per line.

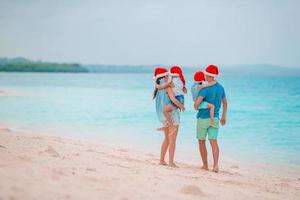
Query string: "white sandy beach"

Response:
xmin=0 ymin=128 xmax=299 ymax=200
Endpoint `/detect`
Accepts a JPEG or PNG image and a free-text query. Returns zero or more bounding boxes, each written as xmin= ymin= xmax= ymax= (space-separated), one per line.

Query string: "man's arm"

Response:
xmin=194 ymin=95 xmax=204 ymax=110
xmin=166 ymin=87 xmax=185 ymax=111
xmin=220 ymin=97 xmax=227 ymax=125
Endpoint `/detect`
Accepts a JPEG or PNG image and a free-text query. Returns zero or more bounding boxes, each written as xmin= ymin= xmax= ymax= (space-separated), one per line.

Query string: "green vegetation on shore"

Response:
xmin=0 ymin=63 xmax=88 ymax=73
xmin=0 ymin=57 xmax=88 ymax=73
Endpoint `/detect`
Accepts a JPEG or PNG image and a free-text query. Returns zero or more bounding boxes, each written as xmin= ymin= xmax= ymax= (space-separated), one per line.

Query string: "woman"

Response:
xmin=153 ymin=67 xmax=185 ymax=167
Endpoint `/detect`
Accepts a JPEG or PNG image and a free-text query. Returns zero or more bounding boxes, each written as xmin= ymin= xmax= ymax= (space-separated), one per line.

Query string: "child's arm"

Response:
xmin=194 ymin=95 xmax=204 ymax=110
xmin=156 ymin=82 xmax=171 ymax=90
xmin=166 ymin=87 xmax=185 ymax=111
xmin=198 ymin=81 xmax=217 ymax=90
xmin=182 ymin=86 xmax=187 ymax=94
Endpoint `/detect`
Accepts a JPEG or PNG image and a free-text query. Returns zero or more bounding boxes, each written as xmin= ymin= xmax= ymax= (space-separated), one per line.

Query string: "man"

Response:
xmin=194 ymin=65 xmax=227 ymax=173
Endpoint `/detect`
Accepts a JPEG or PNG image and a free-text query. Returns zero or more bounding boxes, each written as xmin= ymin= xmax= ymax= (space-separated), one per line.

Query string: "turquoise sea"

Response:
xmin=0 ymin=72 xmax=300 ymax=169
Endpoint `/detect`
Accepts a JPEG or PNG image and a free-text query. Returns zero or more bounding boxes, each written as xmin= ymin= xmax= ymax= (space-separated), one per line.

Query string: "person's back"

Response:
xmin=197 ymin=82 xmax=225 ymax=119
xmin=172 ymin=77 xmax=185 ymax=96
xmin=191 ymin=82 xmax=199 ymax=102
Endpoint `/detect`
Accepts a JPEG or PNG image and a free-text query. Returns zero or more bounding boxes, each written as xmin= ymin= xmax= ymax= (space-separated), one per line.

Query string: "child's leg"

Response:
xmin=163 ymin=104 xmax=176 ymax=127
xmin=207 ymin=103 xmax=218 ymax=128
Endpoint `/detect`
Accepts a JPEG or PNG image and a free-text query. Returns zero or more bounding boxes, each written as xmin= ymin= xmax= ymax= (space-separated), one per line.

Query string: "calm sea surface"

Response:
xmin=0 ymin=72 xmax=300 ymax=169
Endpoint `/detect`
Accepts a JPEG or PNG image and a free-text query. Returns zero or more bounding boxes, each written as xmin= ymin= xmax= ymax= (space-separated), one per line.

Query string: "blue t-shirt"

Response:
xmin=197 ymin=82 xmax=226 ymax=119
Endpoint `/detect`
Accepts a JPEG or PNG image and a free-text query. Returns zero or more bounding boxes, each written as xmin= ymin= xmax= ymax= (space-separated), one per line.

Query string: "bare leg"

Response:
xmin=168 ymin=125 xmax=179 ymax=167
xmin=160 ymin=127 xmax=169 ymax=165
xmin=163 ymin=104 xmax=176 ymax=127
xmin=207 ymin=103 xmax=217 ymax=128
xmin=198 ymin=140 xmax=209 ymax=170
xmin=209 ymin=139 xmax=219 ymax=173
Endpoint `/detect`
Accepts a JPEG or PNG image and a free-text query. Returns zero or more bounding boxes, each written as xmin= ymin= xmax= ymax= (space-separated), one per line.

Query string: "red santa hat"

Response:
xmin=170 ymin=65 xmax=186 ymax=85
xmin=153 ymin=67 xmax=169 ymax=80
xmin=194 ymin=71 xmax=205 ymax=83
xmin=204 ymin=65 xmax=219 ymax=77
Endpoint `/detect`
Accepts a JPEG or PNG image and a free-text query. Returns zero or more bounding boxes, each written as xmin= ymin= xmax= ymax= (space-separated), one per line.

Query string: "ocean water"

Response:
xmin=0 ymin=72 xmax=300 ymax=169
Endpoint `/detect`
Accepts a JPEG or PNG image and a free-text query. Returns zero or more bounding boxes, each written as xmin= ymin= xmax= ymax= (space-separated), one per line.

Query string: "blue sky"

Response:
xmin=0 ymin=0 xmax=299 ymax=67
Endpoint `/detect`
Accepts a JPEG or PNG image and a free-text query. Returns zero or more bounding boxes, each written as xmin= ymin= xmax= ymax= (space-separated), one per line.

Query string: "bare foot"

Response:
xmin=169 ymin=163 xmax=179 ymax=168
xmin=159 ymin=161 xmax=168 ymax=166
xmin=210 ymin=121 xmax=218 ymax=128
xmin=201 ymin=165 xmax=209 ymax=171
xmin=212 ymin=165 xmax=219 ymax=173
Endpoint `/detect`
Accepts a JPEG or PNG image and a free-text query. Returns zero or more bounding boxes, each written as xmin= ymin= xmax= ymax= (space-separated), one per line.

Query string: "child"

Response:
xmin=191 ymin=71 xmax=218 ymax=128
xmin=162 ymin=66 xmax=186 ymax=127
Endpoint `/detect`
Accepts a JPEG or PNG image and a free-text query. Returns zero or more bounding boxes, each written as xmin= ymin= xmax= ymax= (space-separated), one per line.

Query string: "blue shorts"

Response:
xmin=170 ymin=95 xmax=184 ymax=109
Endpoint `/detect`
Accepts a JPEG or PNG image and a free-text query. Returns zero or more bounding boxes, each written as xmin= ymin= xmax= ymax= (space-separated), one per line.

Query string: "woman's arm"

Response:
xmin=198 ymin=80 xmax=217 ymax=90
xmin=166 ymin=87 xmax=185 ymax=111
xmin=156 ymin=82 xmax=171 ymax=90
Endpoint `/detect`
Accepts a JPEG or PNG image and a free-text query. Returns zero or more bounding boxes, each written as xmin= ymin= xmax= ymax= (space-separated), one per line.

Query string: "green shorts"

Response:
xmin=197 ymin=118 xmax=219 ymax=140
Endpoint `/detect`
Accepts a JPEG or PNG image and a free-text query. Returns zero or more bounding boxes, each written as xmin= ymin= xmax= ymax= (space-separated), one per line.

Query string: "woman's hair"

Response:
xmin=153 ymin=77 xmax=163 ymax=99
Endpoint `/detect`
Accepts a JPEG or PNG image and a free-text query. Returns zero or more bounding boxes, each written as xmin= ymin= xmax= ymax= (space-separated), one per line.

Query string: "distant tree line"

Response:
xmin=0 ymin=63 xmax=88 ymax=72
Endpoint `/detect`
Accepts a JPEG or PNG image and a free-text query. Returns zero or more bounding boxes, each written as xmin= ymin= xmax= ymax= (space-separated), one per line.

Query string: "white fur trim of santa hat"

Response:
xmin=169 ymin=73 xmax=180 ymax=77
xmin=153 ymin=72 xmax=169 ymax=80
xmin=204 ymin=70 xmax=219 ymax=77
